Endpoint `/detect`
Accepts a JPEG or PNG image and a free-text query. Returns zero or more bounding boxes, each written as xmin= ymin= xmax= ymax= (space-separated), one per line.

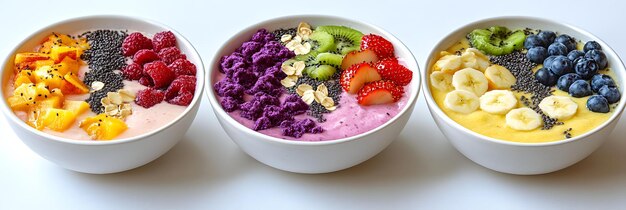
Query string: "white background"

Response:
xmin=1 ymin=0 xmax=626 ymax=209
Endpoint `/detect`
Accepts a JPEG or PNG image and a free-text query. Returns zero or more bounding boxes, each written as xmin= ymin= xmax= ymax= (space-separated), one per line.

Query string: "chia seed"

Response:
xmin=81 ymin=30 xmax=128 ymax=113
xmin=563 ymin=128 xmax=573 ymax=139
xmin=286 ymin=73 xmax=343 ymax=122
xmin=272 ymin=28 xmax=297 ymax=41
xmin=491 ymin=51 xmax=562 ymax=130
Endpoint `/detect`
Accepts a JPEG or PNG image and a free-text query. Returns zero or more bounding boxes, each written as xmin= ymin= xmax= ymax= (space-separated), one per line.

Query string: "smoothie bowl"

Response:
xmin=0 ymin=15 xmax=204 ymax=174
xmin=424 ymin=16 xmax=625 ymax=175
xmin=207 ymin=15 xmax=420 ymax=173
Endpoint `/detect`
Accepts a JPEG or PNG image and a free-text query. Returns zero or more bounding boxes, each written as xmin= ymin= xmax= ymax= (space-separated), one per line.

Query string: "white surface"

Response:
xmin=1 ymin=0 xmax=625 ymax=209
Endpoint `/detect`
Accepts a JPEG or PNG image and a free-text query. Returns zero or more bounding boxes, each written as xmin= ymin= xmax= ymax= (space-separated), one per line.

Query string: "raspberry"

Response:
xmin=169 ymin=58 xmax=197 ymax=76
xmin=135 ymin=88 xmax=165 ymax=108
xmin=168 ymin=91 xmax=193 ymax=106
xmin=152 ymin=31 xmax=177 ymax=52
xmin=138 ymin=76 xmax=154 ymax=87
xmin=133 ymin=49 xmax=159 ymax=65
xmin=121 ymin=63 xmax=143 ymax=80
xmin=165 ymin=75 xmax=196 ymax=101
xmin=143 ymin=61 xmax=175 ymax=89
xmin=158 ymin=47 xmax=186 ymax=64
xmin=122 ymin=32 xmax=153 ymax=56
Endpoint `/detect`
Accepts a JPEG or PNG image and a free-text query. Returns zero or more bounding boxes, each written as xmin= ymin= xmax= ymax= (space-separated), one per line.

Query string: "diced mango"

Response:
xmin=8 ymin=83 xmax=37 ymax=111
xmin=14 ymin=75 xmax=33 ymax=87
xmin=41 ymin=108 xmax=76 ymax=132
xmin=35 ymin=59 xmax=55 ymax=69
xmin=26 ymin=109 xmax=45 ymax=130
xmin=34 ymin=66 xmax=64 ymax=89
xmin=50 ymin=46 xmax=78 ymax=63
xmin=15 ymin=53 xmax=50 ymax=64
xmin=53 ymin=57 xmax=79 ymax=75
xmin=63 ymin=73 xmax=89 ymax=94
xmin=79 ymin=114 xmax=128 ymax=140
xmin=63 ymin=100 xmax=89 ymax=115
xmin=38 ymin=95 xmax=63 ymax=109
xmin=19 ymin=70 xmax=35 ymax=81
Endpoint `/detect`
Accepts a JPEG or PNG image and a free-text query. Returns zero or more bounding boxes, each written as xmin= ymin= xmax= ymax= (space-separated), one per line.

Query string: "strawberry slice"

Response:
xmin=357 ymin=80 xmax=404 ymax=105
xmin=341 ymin=49 xmax=379 ymax=70
xmin=374 ymin=58 xmax=413 ymax=86
xmin=361 ymin=34 xmax=395 ymax=59
xmin=340 ymin=63 xmax=382 ymax=94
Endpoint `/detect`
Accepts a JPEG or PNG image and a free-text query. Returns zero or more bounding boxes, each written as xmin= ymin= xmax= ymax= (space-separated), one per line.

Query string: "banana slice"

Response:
xmin=444 ymin=90 xmax=479 ymax=114
xmin=485 ymin=65 xmax=516 ymax=89
xmin=461 ymin=48 xmax=490 ymax=71
xmin=539 ymin=96 xmax=578 ymax=120
xmin=479 ymin=90 xmax=518 ymax=114
xmin=452 ymin=68 xmax=488 ymax=96
xmin=505 ymin=107 xmax=542 ymax=131
xmin=430 ymin=71 xmax=453 ymax=91
xmin=434 ymin=54 xmax=462 ymax=73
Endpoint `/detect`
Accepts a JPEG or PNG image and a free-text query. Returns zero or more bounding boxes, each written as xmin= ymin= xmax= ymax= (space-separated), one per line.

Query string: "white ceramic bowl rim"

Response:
xmin=423 ymin=15 xmax=626 ymax=147
xmin=206 ymin=14 xmax=421 ymax=146
xmin=0 ymin=14 xmax=206 ymax=146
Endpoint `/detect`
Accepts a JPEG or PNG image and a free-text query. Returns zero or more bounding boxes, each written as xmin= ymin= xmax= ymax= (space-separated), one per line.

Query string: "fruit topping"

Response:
xmin=169 ymin=58 xmax=197 ymax=77
xmin=133 ymin=49 xmax=159 ymax=65
xmin=135 ymin=87 xmax=165 ymax=108
xmin=505 ymin=108 xmax=542 ymax=131
xmin=341 ymin=49 xmax=379 ymax=70
xmin=451 ymin=68 xmax=488 ymax=96
xmin=315 ymin=25 xmax=363 ymax=55
xmin=374 ymin=58 xmax=412 ymax=86
xmin=479 ymin=90 xmax=517 ymax=115
xmin=568 ymin=80 xmax=593 ymax=98
xmin=587 ymin=95 xmax=610 ymax=113
xmin=444 ymin=90 xmax=479 ymax=114
xmin=144 ymin=61 xmax=175 ymax=89
xmin=152 ymin=31 xmax=177 ymax=52
xmin=158 ymin=46 xmax=186 ymax=64
xmin=361 ymin=34 xmax=394 ymax=59
xmin=122 ymin=32 xmax=153 ymax=56
xmin=468 ymin=26 xmax=525 ymax=56
xmin=357 ymin=80 xmax=404 ymax=106
xmin=484 ymin=65 xmax=516 ymax=89
xmin=79 ymin=114 xmax=128 ymax=140
xmin=165 ymin=75 xmax=196 ymax=106
xmin=538 ymin=96 xmax=578 ymax=120
xmin=122 ymin=63 xmax=144 ymax=80
xmin=340 ymin=63 xmax=381 ymax=94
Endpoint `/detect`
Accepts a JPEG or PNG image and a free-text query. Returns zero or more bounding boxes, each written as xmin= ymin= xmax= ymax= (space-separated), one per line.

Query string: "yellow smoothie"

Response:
xmin=430 ymin=40 xmax=616 ymax=143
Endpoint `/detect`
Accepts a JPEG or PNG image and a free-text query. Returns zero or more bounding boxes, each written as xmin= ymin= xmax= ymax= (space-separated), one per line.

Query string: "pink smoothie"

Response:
xmin=212 ymin=69 xmax=411 ymax=142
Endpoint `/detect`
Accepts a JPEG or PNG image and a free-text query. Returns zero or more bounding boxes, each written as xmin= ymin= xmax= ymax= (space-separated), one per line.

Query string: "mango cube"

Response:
xmin=42 ymin=108 xmax=77 ymax=132
xmin=63 ymin=73 xmax=89 ymax=94
xmin=50 ymin=46 xmax=78 ymax=63
xmin=79 ymin=114 xmax=128 ymax=140
xmin=63 ymin=100 xmax=90 ymax=115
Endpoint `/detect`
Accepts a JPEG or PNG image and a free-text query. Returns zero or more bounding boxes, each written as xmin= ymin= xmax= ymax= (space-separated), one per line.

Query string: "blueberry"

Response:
xmin=587 ymin=95 xmax=610 ymax=113
xmin=555 ymin=34 xmax=577 ymax=52
xmin=557 ymin=73 xmax=581 ymax=92
xmin=550 ymin=55 xmax=573 ymax=76
xmin=585 ymin=49 xmax=608 ymax=70
xmin=535 ymin=67 xmax=558 ymax=86
xmin=526 ymin=47 xmax=547 ymax=64
xmin=583 ymin=41 xmax=602 ymax=52
xmin=599 ymin=85 xmax=621 ymax=104
xmin=543 ymin=55 xmax=557 ymax=68
xmin=567 ymin=50 xmax=585 ymax=62
xmin=574 ymin=58 xmax=599 ymax=80
xmin=548 ymin=42 xmax=568 ymax=56
xmin=569 ymin=80 xmax=593 ymax=97
xmin=537 ymin=31 xmax=556 ymax=45
xmin=525 ymin=35 xmax=545 ymax=49
xmin=591 ymin=74 xmax=616 ymax=92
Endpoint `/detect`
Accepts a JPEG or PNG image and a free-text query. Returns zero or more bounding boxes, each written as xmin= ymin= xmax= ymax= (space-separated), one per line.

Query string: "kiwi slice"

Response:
xmin=309 ymin=31 xmax=335 ymax=53
xmin=468 ymin=26 xmax=526 ymax=56
xmin=315 ymin=53 xmax=343 ymax=67
xmin=315 ymin=25 xmax=363 ymax=55
xmin=308 ymin=65 xmax=337 ymax=81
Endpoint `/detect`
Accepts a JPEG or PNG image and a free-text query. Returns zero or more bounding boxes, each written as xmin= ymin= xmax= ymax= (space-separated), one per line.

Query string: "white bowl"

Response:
xmin=206 ymin=15 xmax=420 ymax=173
xmin=423 ymin=16 xmax=626 ymax=175
xmin=0 ymin=15 xmax=205 ymax=174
